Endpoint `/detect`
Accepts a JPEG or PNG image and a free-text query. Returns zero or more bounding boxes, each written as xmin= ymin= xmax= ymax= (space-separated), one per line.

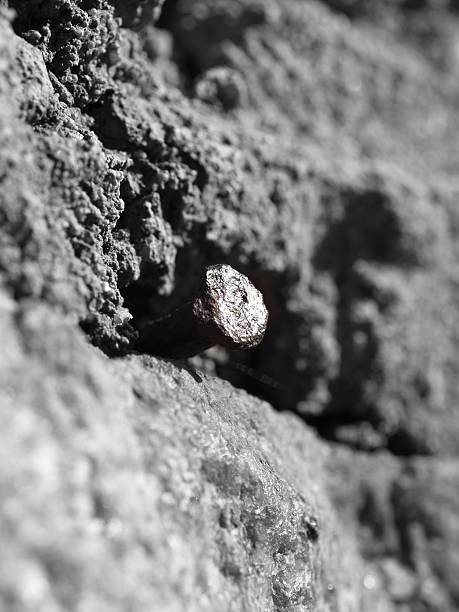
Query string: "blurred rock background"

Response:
xmin=1 ymin=0 xmax=459 ymax=610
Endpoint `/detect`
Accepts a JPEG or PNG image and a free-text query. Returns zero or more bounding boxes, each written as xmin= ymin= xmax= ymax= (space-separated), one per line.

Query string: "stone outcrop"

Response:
xmin=1 ymin=1 xmax=459 ymax=610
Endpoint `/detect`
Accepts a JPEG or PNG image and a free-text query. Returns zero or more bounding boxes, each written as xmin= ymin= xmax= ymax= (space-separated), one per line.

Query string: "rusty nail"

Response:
xmin=135 ymin=264 xmax=269 ymax=359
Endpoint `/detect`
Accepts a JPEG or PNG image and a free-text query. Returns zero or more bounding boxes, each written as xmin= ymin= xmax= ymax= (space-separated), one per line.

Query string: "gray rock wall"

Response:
xmin=1 ymin=1 xmax=459 ymax=610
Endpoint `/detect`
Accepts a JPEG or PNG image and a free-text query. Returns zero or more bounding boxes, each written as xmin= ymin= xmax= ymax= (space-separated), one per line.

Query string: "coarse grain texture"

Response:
xmin=2 ymin=0 xmax=459 ymax=609
xmin=3 ymin=0 xmax=459 ymax=452
xmin=0 ymin=293 xmax=364 ymax=612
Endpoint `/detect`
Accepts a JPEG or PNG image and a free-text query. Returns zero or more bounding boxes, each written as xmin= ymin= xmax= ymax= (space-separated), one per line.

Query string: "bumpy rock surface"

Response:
xmin=1 ymin=0 xmax=459 ymax=610
xmin=1 ymin=293 xmax=365 ymax=612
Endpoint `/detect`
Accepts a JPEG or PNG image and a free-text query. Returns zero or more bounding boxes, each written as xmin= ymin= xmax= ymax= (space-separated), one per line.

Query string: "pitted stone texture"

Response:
xmin=3 ymin=0 xmax=459 ymax=451
xmin=0 ymin=297 xmax=371 ymax=612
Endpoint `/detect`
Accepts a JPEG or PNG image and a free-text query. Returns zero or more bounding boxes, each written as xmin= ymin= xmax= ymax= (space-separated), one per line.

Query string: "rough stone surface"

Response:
xmin=0 ymin=294 xmax=362 ymax=612
xmin=1 ymin=0 xmax=459 ymax=610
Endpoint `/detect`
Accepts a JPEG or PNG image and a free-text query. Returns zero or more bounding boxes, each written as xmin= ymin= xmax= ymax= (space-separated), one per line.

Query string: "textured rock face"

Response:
xmin=1 ymin=0 xmax=459 ymax=610
xmin=0 ymin=294 xmax=360 ymax=612
xmin=3 ymin=0 xmax=459 ymax=452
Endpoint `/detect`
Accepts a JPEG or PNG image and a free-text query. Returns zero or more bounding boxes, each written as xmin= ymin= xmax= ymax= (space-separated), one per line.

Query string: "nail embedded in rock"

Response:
xmin=136 ymin=264 xmax=269 ymax=359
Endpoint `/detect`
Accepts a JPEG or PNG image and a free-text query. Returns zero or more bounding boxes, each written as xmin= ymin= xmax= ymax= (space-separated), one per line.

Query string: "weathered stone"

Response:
xmin=0 ymin=295 xmax=365 ymax=611
xmin=2 ymin=0 xmax=459 ymax=609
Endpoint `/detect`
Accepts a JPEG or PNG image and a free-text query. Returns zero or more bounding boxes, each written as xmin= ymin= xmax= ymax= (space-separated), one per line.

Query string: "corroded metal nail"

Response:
xmin=136 ymin=264 xmax=269 ymax=359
